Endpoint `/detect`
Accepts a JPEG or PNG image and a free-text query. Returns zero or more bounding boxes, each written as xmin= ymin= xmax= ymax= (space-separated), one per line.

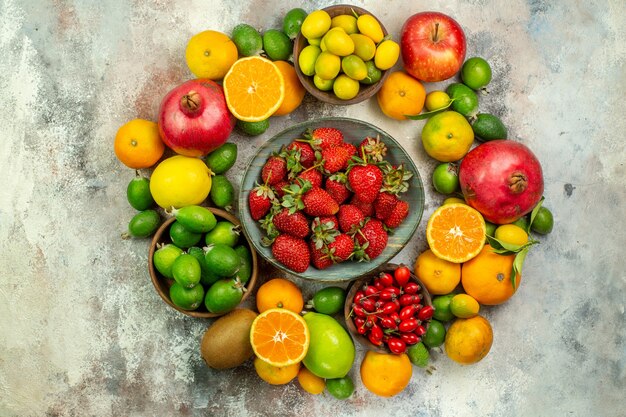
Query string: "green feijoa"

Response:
xmin=172 ymin=205 xmax=217 ymax=233
xmin=187 ymin=247 xmax=219 ymax=286
xmin=169 ymin=220 xmax=202 ymax=248
xmin=446 ymin=82 xmax=479 ymax=117
xmin=360 ymin=60 xmax=382 ymax=85
xmin=237 ymin=119 xmax=270 ymax=136
xmin=127 ymin=176 xmax=154 ymax=211
xmin=171 ymin=253 xmax=201 ymax=288
xmin=326 ymin=376 xmax=354 ymax=400
xmin=472 ymin=113 xmax=508 ymax=142
xmin=210 ymin=175 xmax=234 ymax=209
xmin=204 ymin=244 xmax=241 ymax=277
xmin=531 ymin=206 xmax=554 ymax=235
xmin=153 ymin=243 xmax=184 ymax=279
xmin=407 ymin=342 xmax=430 ymax=368
xmin=422 ymin=319 xmax=446 ymax=348
xmin=204 ymin=278 xmax=244 ymax=314
xmin=205 ymin=143 xmax=237 ymax=174
xmin=310 ymin=287 xmax=346 ymax=315
xmin=128 ymin=210 xmax=160 ymax=238
xmin=231 ymin=245 xmax=252 ymax=284
xmin=283 ymin=8 xmax=308 ymax=40
xmin=461 ymin=57 xmax=492 ymax=90
xmin=263 ymin=29 xmax=292 ymax=61
xmin=170 ymin=282 xmax=205 ymax=311
xmin=432 ymin=162 xmax=460 ymax=195
xmin=232 ymin=24 xmax=263 ymax=57
xmin=205 ymin=221 xmax=240 ymax=247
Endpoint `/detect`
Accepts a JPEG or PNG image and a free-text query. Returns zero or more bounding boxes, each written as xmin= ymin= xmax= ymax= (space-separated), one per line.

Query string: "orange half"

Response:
xmin=250 ymin=308 xmax=309 ymax=367
xmin=426 ymin=203 xmax=486 ymax=263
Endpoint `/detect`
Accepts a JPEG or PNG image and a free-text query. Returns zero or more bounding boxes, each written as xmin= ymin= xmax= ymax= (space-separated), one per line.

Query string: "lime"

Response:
xmin=350 ymin=33 xmax=376 ymax=61
xmin=324 ymin=28 xmax=354 ymax=57
xmin=421 ymin=111 xmax=474 ymax=162
xmin=446 ymin=83 xmax=479 ymax=118
xmin=153 ymin=243 xmax=183 ymax=279
xmin=333 ymin=74 xmax=359 ymax=100
xmin=298 ymin=44 xmax=322 ymax=76
xmin=484 ymin=220 xmax=497 ymax=238
xmin=313 ymin=74 xmax=334 ymax=91
xmin=432 ymin=162 xmax=459 ymax=195
xmin=205 ymin=143 xmax=237 ymax=174
xmin=461 ymin=57 xmax=492 ymax=90
xmin=232 ymin=24 xmax=263 ymax=57
xmin=374 ymin=39 xmax=400 ymax=71
xmin=209 ymin=175 xmax=234 ymax=209
xmin=331 ymin=14 xmax=358 ymax=35
xmin=495 ymin=224 xmax=528 ymax=246
xmin=450 ymin=294 xmax=480 ymax=318
xmin=360 ymin=60 xmax=382 ymax=85
xmin=472 ymin=113 xmax=508 ymax=142
xmin=170 ymin=282 xmax=205 ymax=310
xmin=127 ymin=176 xmax=154 ymax=211
xmin=422 ymin=319 xmax=446 ymax=348
xmin=205 ymin=221 xmax=240 ymax=247
xmin=425 ymin=91 xmax=451 ymax=112
xmin=531 ymin=206 xmax=554 ymax=234
xmin=172 ymin=253 xmax=201 ymax=288
xmin=432 ymin=294 xmax=456 ymax=322
xmin=326 ymin=376 xmax=354 ymax=400
xmin=263 ymin=29 xmax=292 ymax=61
xmin=512 ymin=215 xmax=529 ymax=232
xmin=341 ymin=55 xmax=367 ymax=80
xmin=204 ymin=278 xmax=244 ymax=314
xmin=169 ymin=220 xmax=202 ymax=248
xmin=301 ymin=10 xmax=332 ymax=40
xmin=314 ymin=51 xmax=341 ymax=80
xmin=310 ymin=286 xmax=346 ymax=315
xmin=187 ymin=246 xmax=219 ymax=287
xmin=237 ymin=119 xmax=270 ymax=136
xmin=204 ymin=244 xmax=241 ymax=276
xmin=407 ymin=342 xmax=430 ymax=367
xmin=172 ymin=205 xmax=217 ymax=233
xmin=283 ymin=8 xmax=307 ymax=40
xmin=127 ymin=210 xmax=160 ymax=238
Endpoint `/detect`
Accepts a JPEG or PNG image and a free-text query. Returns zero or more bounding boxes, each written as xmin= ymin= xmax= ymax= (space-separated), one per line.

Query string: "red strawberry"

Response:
xmin=287 ymin=141 xmax=315 ymax=168
xmin=310 ymin=240 xmax=333 ymax=270
xmin=374 ymin=192 xmax=399 ymax=220
xmin=325 ymin=173 xmax=351 ymax=204
xmin=350 ymin=195 xmax=374 ymax=217
xmin=261 ymin=156 xmax=287 ymax=185
xmin=312 ymin=216 xmax=338 ymax=231
xmin=348 ymin=164 xmax=383 ymax=203
xmin=328 ymin=234 xmax=354 ymax=262
xmin=273 ymin=208 xmax=310 ymax=238
xmin=272 ymin=235 xmax=310 ymax=273
xmin=303 ymin=127 xmax=344 ymax=150
xmin=342 ymin=142 xmax=358 ymax=160
xmin=249 ymin=183 xmax=275 ymax=220
xmin=303 ymin=187 xmax=339 ymax=217
xmin=272 ymin=179 xmax=290 ymax=198
xmin=355 ymin=219 xmax=388 ymax=261
xmin=384 ymin=200 xmax=409 ymax=228
xmin=321 ymin=146 xmax=350 ymax=174
xmin=297 ymin=167 xmax=323 ymax=188
xmin=337 ymin=204 xmax=365 ymax=234
xmin=359 ymin=136 xmax=388 ymax=162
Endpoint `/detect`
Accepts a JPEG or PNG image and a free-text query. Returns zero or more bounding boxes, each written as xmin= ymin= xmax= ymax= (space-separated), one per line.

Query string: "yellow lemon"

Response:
xmin=149 ymin=155 xmax=212 ymax=209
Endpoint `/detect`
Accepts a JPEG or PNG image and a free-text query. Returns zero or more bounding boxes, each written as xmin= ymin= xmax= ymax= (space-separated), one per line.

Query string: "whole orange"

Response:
xmin=256 ymin=278 xmax=304 ymax=313
xmin=376 ymin=71 xmax=426 ymax=120
xmin=114 ymin=119 xmax=164 ymax=169
xmin=272 ymin=61 xmax=306 ymax=116
xmin=461 ymin=245 xmax=519 ymax=305
xmin=414 ymin=249 xmax=461 ymax=295
xmin=445 ymin=315 xmax=493 ymax=364
xmin=360 ymin=351 xmax=412 ymax=397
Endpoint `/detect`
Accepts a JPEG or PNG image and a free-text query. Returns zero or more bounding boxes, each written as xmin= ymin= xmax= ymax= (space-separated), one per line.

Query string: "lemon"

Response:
xmin=301 ymin=10 xmax=331 ymax=40
xmin=450 ymin=294 xmax=480 ymax=318
xmin=150 ymin=155 xmax=212 ymax=209
xmin=357 ymin=14 xmax=384 ymax=43
xmin=425 ymin=91 xmax=451 ymax=111
xmin=421 ymin=111 xmax=474 ymax=162
xmin=331 ymin=15 xmax=358 ymax=34
xmin=374 ymin=40 xmax=400 ymax=70
xmin=495 ymin=224 xmax=529 ymax=245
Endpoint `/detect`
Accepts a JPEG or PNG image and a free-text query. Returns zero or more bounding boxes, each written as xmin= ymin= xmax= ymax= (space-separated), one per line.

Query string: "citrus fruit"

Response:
xmin=443 ymin=197 xmax=465 ymax=205
xmin=150 ymin=155 xmax=212 ymax=209
xmin=450 ymin=294 xmax=480 ymax=318
xmin=127 ymin=176 xmax=154 ymax=211
xmin=250 ymin=308 xmax=310 ymax=367
xmin=223 ymin=57 xmax=285 ymax=122
xmin=205 ymin=143 xmax=237 ymax=174
xmin=204 ymin=278 xmax=244 ymax=314
xmin=231 ymin=24 xmax=263 ymax=57
xmin=431 ymin=293 xmax=456 ymax=322
xmin=432 ymin=162 xmax=459 ymax=194
xmin=169 ymin=221 xmax=202 ymax=248
xmin=333 ymin=74 xmax=359 ymax=100
xmin=531 ymin=206 xmax=554 ymax=234
xmin=169 ymin=282 xmax=204 ymax=311
xmin=272 ymin=61 xmax=306 ymax=116
xmin=360 ymin=351 xmax=412 ymax=397
xmin=326 ymin=376 xmax=354 ymax=400
xmin=425 ymin=91 xmax=451 ymax=112
xmin=341 ymin=55 xmax=367 ymax=80
xmin=426 ymin=203 xmax=486 ymax=263
xmin=324 ymin=28 xmax=354 ymax=56
xmin=314 ymin=51 xmax=341 ymax=80
xmin=461 ymin=245 xmax=518 ymax=305
xmin=254 ymin=357 xmax=300 ymax=385
xmin=283 ymin=8 xmax=308 ymax=40
xmin=414 ymin=249 xmax=461 ymax=295
xmin=377 ymin=71 xmax=426 ymax=120
xmin=472 ymin=113 xmax=508 ymax=142
xmin=114 ymin=119 xmax=164 ymax=169
xmin=445 ymin=315 xmax=493 ymax=364
xmin=153 ymin=244 xmax=183 ymax=279
xmin=461 ymin=57 xmax=492 ymax=90
xmin=374 ymin=39 xmax=400 ymax=70
xmin=407 ymin=342 xmax=430 ymax=367
xmin=256 ymin=278 xmax=304 ymax=313
xmin=301 ymin=10 xmax=332 ymax=40
xmin=361 ymin=60 xmax=382 ymax=85
xmin=185 ymin=30 xmax=238 ymax=80
xmin=511 ymin=215 xmax=529 ymax=231
xmin=422 ymin=319 xmax=446 ymax=348
xmin=298 ymin=44 xmax=322 ymax=76
xmin=494 ymin=224 xmax=528 ymax=246
xmin=171 ymin=253 xmax=201 ymax=288
xmin=309 ymin=286 xmax=345 ymax=315
xmin=313 ymin=74 xmax=334 ymax=91
xmin=357 ymin=14 xmax=384 ymax=43
xmin=350 ymin=33 xmax=376 ymax=61
xmin=446 ymin=83 xmax=479 ymax=117
xmin=297 ymin=366 xmax=325 ymax=394
xmin=237 ymin=119 xmax=270 ymax=136
xmin=127 ymin=210 xmax=160 ymax=238
xmin=262 ymin=29 xmax=292 ymax=61
xmin=421 ymin=111 xmax=474 ymax=162
xmin=484 ymin=221 xmax=497 ymax=237
xmin=331 ymin=14 xmax=358 ymax=34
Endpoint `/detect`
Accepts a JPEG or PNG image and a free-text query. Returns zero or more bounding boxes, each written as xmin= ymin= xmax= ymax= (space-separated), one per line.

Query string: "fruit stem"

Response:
xmin=433 ymin=22 xmax=440 ymax=42
xmin=180 ymin=90 xmax=202 ymax=114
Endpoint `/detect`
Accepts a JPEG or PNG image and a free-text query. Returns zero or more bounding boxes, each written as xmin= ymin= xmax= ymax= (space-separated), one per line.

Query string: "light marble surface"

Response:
xmin=1 ymin=0 xmax=625 ymax=416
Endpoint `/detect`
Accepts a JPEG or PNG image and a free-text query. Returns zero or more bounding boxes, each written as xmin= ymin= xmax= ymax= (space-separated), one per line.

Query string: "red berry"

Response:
xmin=400 ymin=333 xmax=420 ymax=345
xmin=417 ymin=305 xmax=435 ymax=321
xmin=387 ymin=337 xmax=407 ymax=354
xmin=369 ymin=324 xmax=383 ymax=341
xmin=378 ymin=272 xmax=394 ymax=287
xmin=399 ymin=294 xmax=420 ymax=306
xmin=287 ymin=141 xmax=315 ymax=168
xmin=415 ymin=325 xmax=427 ymax=337
xmin=353 ymin=290 xmax=365 ymax=304
xmin=403 ymin=282 xmax=420 ymax=294
xmin=348 ymin=164 xmax=383 ymax=203
xmin=365 ymin=285 xmax=379 ymax=298
xmin=399 ymin=317 xmax=419 ymax=333
xmin=380 ymin=286 xmax=401 ymax=301
xmin=394 ymin=265 xmax=411 ymax=287
xmin=389 ymin=312 xmax=401 ymax=324
xmin=381 ymin=316 xmax=397 ymax=330
xmin=374 ymin=192 xmax=399 ymax=220
xmin=366 ymin=315 xmax=379 ymax=326
xmin=261 ymin=156 xmax=287 ymax=185
xmin=360 ymin=298 xmax=376 ymax=312
xmin=381 ymin=301 xmax=400 ymax=315
xmin=373 ymin=278 xmax=385 ymax=290
xmin=399 ymin=305 xmax=417 ymax=321
xmin=352 ymin=304 xmax=367 ymax=317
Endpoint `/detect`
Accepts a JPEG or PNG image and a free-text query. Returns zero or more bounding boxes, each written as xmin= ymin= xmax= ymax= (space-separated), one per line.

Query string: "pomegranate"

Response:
xmin=158 ymin=79 xmax=235 ymax=157
xmin=459 ymin=140 xmax=544 ymax=224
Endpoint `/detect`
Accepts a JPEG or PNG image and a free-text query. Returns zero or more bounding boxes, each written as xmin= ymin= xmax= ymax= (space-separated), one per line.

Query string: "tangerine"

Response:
xmin=360 ymin=351 xmax=412 ymax=397
xmin=114 ymin=119 xmax=164 ymax=169
xmin=256 ymin=278 xmax=304 ymax=313
xmin=377 ymin=71 xmax=426 ymax=120
xmin=461 ymin=245 xmax=519 ymax=305
xmin=250 ymin=308 xmax=310 ymax=367
xmin=426 ymin=203 xmax=486 ymax=263
xmin=185 ymin=30 xmax=238 ymax=80
xmin=272 ymin=61 xmax=306 ymax=116
xmin=445 ymin=315 xmax=493 ymax=364
xmin=414 ymin=249 xmax=461 ymax=295
xmin=254 ymin=357 xmax=300 ymax=385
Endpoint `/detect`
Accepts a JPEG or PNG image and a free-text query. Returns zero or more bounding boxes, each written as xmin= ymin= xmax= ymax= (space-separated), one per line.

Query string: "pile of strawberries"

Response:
xmin=248 ymin=127 xmax=413 ymax=273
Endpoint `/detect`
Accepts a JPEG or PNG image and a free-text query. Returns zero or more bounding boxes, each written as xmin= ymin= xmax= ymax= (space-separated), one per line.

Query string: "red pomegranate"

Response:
xmin=158 ymin=79 xmax=235 ymax=157
xmin=459 ymin=140 xmax=544 ymax=224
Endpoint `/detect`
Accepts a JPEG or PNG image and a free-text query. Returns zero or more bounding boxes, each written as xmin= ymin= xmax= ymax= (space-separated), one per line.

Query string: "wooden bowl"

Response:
xmin=344 ymin=263 xmax=433 ymax=353
xmin=148 ymin=208 xmax=258 ymax=318
xmin=293 ymin=4 xmax=391 ymax=105
xmin=238 ymin=117 xmax=425 ymax=283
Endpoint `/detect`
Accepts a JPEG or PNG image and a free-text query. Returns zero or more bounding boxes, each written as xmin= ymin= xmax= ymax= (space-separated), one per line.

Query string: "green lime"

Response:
xmin=231 ymin=245 xmax=252 ymax=284
xmin=432 ymin=294 xmax=456 ymax=322
xmin=313 ymin=74 xmax=334 ymax=91
xmin=446 ymin=83 xmax=479 ymax=118
xmin=172 ymin=205 xmax=217 ymax=233
xmin=153 ymin=243 xmax=183 ymax=279
xmin=326 ymin=376 xmax=354 ymax=400
xmin=127 ymin=210 xmax=160 ymax=238
xmin=187 ymin=246 xmax=220 ymax=287
xmin=237 ymin=119 xmax=270 ymax=136
xmin=127 ymin=176 xmax=154 ymax=211
xmin=432 ymin=162 xmax=459 ymax=195
xmin=341 ymin=54 xmax=367 ymax=81
xmin=333 ymin=74 xmax=359 ymax=100
xmin=206 ymin=143 xmax=237 ymax=174
xmin=232 ymin=24 xmax=263 ymax=57
xmin=204 ymin=244 xmax=241 ymax=276
xmin=210 ymin=175 xmax=234 ymax=209
xmin=484 ymin=221 xmax=497 ymax=238
xmin=205 ymin=221 xmax=240 ymax=247
xmin=262 ymin=29 xmax=292 ymax=61
xmin=407 ymin=342 xmax=430 ymax=367
xmin=170 ymin=282 xmax=204 ymax=311
xmin=360 ymin=60 xmax=382 ymax=85
xmin=472 ymin=113 xmax=508 ymax=142
xmin=310 ymin=287 xmax=346 ymax=315
xmin=531 ymin=206 xmax=554 ymax=234
xmin=422 ymin=319 xmax=446 ymax=348
xmin=511 ymin=215 xmax=529 ymax=232
xmin=461 ymin=57 xmax=492 ymax=90
xmin=172 ymin=253 xmax=201 ymax=288
xmin=169 ymin=220 xmax=202 ymax=248
xmin=298 ymin=44 xmax=321 ymax=76
xmin=204 ymin=278 xmax=244 ymax=314
xmin=283 ymin=8 xmax=307 ymax=40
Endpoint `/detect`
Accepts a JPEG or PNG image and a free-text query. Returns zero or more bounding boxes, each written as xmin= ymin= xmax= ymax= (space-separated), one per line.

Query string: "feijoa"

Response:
xmin=170 ymin=282 xmax=205 ymax=311
xmin=127 ymin=176 xmax=154 ymax=211
xmin=153 ymin=243 xmax=184 ymax=279
xmin=472 ymin=113 xmax=508 ymax=142
xmin=232 ymin=24 xmax=263 ymax=57
xmin=169 ymin=221 xmax=202 ymax=248
xmin=446 ymin=83 xmax=479 ymax=117
xmin=204 ymin=244 xmax=241 ymax=277
xmin=283 ymin=8 xmax=307 ymax=40
xmin=461 ymin=57 xmax=492 ymax=90
xmin=210 ymin=175 xmax=235 ymax=209
xmin=171 ymin=205 xmax=217 ymax=233
xmin=127 ymin=210 xmax=160 ymax=238
xmin=204 ymin=278 xmax=244 ymax=314
xmin=187 ymin=247 xmax=220 ymax=286
xmin=237 ymin=119 xmax=270 ymax=136
xmin=407 ymin=342 xmax=430 ymax=367
xmin=172 ymin=253 xmax=201 ymax=288
xmin=205 ymin=143 xmax=237 ymax=174
xmin=231 ymin=245 xmax=253 ymax=284
xmin=326 ymin=376 xmax=354 ymax=400
xmin=205 ymin=221 xmax=240 ymax=247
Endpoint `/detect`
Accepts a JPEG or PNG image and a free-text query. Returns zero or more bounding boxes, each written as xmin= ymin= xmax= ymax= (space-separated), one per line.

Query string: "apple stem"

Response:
xmin=181 ymin=90 xmax=201 ymax=114
xmin=433 ymin=22 xmax=440 ymax=42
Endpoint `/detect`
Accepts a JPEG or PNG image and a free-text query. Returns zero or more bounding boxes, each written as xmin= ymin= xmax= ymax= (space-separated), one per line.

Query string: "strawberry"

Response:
xmin=350 ymin=195 xmax=374 ymax=217
xmin=374 ymin=192 xmax=399 ymax=220
xmin=312 ymin=216 xmax=339 ymax=231
xmin=273 ymin=208 xmax=310 ymax=238
xmin=321 ymin=146 xmax=350 ymax=174
xmin=272 ymin=234 xmax=310 ymax=273
xmin=359 ymin=136 xmax=388 ymax=162
xmin=310 ymin=240 xmax=333 ymax=270
xmin=297 ymin=167 xmax=323 ymax=188
xmin=301 ymin=127 xmax=344 ymax=150
xmin=303 ymin=187 xmax=339 ymax=217
xmin=272 ymin=179 xmax=290 ymax=198
xmin=348 ymin=164 xmax=383 ymax=203
xmin=381 ymin=163 xmax=413 ymax=194
xmin=337 ymin=204 xmax=365 ymax=234
xmin=287 ymin=141 xmax=315 ymax=168
xmin=249 ymin=182 xmax=276 ymax=220
xmin=342 ymin=142 xmax=358 ymax=160
xmin=384 ymin=200 xmax=409 ymax=228
xmin=325 ymin=173 xmax=351 ymax=205
xmin=328 ymin=234 xmax=354 ymax=262
xmin=355 ymin=219 xmax=388 ymax=261
xmin=261 ymin=156 xmax=287 ymax=185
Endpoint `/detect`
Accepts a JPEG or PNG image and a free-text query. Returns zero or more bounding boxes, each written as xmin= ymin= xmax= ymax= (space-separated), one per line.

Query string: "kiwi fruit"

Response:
xmin=200 ymin=308 xmax=258 ymax=369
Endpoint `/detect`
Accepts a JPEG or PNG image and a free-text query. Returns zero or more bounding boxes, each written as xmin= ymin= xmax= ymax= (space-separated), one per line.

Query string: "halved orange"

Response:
xmin=223 ymin=56 xmax=285 ymax=122
xmin=426 ymin=203 xmax=486 ymax=263
xmin=250 ymin=308 xmax=309 ymax=367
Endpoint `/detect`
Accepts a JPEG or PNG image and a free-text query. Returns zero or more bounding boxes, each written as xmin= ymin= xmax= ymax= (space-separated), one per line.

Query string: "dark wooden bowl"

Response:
xmin=293 ymin=4 xmax=391 ymax=105
xmin=148 ymin=208 xmax=258 ymax=318
xmin=344 ymin=263 xmax=433 ymax=353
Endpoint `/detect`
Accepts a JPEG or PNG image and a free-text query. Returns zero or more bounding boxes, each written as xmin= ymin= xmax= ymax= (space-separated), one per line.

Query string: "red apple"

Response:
xmin=401 ymin=12 xmax=466 ymax=82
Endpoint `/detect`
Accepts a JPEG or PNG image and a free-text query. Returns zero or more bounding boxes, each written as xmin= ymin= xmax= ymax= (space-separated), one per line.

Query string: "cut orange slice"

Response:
xmin=426 ymin=203 xmax=486 ymax=263
xmin=223 ymin=56 xmax=285 ymax=122
xmin=250 ymin=308 xmax=309 ymax=367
